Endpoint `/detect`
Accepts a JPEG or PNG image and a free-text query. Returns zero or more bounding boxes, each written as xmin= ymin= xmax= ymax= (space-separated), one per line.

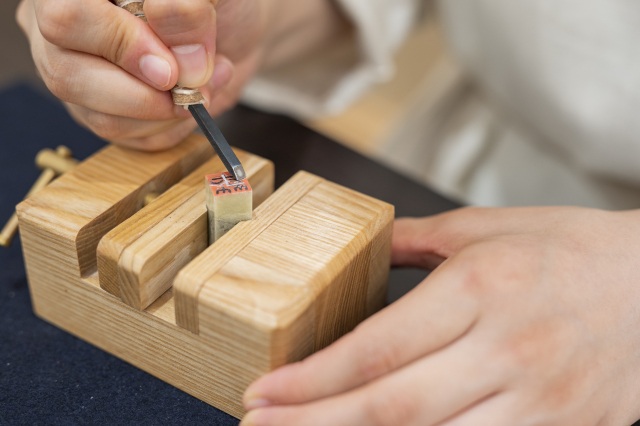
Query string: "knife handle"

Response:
xmin=113 ymin=0 xmax=205 ymax=106
xmin=113 ymin=0 xmax=145 ymax=20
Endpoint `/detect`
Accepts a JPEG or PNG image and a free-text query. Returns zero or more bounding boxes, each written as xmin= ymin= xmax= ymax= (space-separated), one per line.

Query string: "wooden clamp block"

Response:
xmin=17 ymin=134 xmax=393 ymax=418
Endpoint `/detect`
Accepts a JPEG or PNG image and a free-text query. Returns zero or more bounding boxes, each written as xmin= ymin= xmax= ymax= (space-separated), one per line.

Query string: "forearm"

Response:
xmin=259 ymin=0 xmax=351 ymax=69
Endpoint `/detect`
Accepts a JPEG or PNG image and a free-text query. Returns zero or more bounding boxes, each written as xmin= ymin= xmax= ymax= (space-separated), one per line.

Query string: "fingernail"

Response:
xmin=171 ymin=44 xmax=211 ymax=88
xmin=211 ymin=58 xmax=233 ymax=89
xmin=139 ymin=54 xmax=172 ymax=88
xmin=244 ymin=398 xmax=271 ymax=411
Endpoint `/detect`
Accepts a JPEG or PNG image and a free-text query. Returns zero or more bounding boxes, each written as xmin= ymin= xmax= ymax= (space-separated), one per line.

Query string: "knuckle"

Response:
xmin=40 ymin=57 xmax=74 ymax=102
xmin=101 ymin=19 xmax=130 ymax=66
xmin=271 ymin=360 xmax=316 ymax=402
xmin=81 ymin=111 xmax=122 ymax=140
xmin=36 ymin=0 xmax=79 ymax=45
xmin=495 ymin=333 xmax=540 ymax=374
xmin=457 ymin=256 xmax=495 ymax=297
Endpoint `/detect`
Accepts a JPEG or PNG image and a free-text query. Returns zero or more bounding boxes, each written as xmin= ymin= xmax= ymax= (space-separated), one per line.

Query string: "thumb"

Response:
xmin=144 ymin=0 xmax=216 ymax=88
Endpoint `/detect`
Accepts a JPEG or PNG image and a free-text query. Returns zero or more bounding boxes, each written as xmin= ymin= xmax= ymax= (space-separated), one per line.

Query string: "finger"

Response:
xmin=23 ymin=10 xmax=177 ymax=121
xmin=244 ymin=263 xmax=480 ymax=409
xmin=392 ymin=207 xmax=561 ymax=268
xmin=57 ymin=52 xmax=233 ymax=135
xmin=64 ymin=103 xmax=191 ymax=146
xmin=33 ymin=0 xmax=177 ymax=90
xmin=392 ymin=218 xmax=448 ymax=269
xmin=65 ymin=58 xmax=234 ymax=149
xmin=243 ymin=337 xmax=505 ymax=426
xmin=437 ymin=393 xmax=516 ymax=426
xmin=113 ymin=119 xmax=199 ymax=150
xmin=45 ymin=47 xmax=176 ymax=119
xmin=145 ymin=0 xmax=216 ymax=88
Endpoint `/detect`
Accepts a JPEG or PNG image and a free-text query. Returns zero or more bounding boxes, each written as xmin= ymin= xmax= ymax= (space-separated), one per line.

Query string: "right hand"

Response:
xmin=16 ymin=0 xmax=265 ymax=150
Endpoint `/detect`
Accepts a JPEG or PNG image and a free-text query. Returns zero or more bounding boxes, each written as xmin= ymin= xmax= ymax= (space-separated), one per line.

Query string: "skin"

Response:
xmin=242 ymin=207 xmax=640 ymax=425
xmin=15 ymin=0 xmax=347 ymax=150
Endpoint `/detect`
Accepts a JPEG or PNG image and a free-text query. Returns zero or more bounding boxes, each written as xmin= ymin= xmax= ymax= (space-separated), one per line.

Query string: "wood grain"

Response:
xmin=18 ymin=135 xmax=212 ymax=278
xmin=194 ymin=178 xmax=393 ymax=369
xmin=98 ymin=152 xmax=273 ymax=310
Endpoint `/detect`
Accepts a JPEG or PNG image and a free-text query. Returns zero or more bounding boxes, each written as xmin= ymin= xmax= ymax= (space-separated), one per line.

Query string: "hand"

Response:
xmin=242 ymin=207 xmax=640 ymax=425
xmin=16 ymin=0 xmax=264 ymax=150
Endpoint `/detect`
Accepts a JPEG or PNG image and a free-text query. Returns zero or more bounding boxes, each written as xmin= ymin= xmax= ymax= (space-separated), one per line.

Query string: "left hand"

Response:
xmin=241 ymin=207 xmax=640 ymax=425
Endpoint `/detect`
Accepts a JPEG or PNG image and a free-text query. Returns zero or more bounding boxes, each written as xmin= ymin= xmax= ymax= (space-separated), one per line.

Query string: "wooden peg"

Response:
xmin=36 ymin=147 xmax=78 ymax=174
xmin=0 ymin=146 xmax=76 ymax=247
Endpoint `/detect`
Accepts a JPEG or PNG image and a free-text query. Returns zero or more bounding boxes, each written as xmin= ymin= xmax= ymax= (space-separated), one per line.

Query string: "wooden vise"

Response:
xmin=16 ymin=135 xmax=393 ymax=418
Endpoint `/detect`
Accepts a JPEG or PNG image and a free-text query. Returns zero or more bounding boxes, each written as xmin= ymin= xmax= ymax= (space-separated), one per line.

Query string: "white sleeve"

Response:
xmin=241 ymin=0 xmax=421 ymax=120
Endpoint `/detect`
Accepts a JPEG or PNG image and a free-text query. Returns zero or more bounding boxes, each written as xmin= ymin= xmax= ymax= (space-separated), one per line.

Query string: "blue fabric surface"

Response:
xmin=0 ymin=83 xmax=236 ymax=425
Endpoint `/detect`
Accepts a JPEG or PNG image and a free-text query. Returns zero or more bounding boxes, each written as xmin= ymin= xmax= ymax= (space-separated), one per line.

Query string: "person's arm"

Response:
xmin=242 ymin=207 xmax=640 ymax=425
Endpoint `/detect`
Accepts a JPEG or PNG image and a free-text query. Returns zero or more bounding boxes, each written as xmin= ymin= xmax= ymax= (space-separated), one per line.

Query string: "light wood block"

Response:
xmin=18 ymin=135 xmax=212 ymax=278
xmin=17 ymin=135 xmax=393 ymax=418
xmin=205 ymin=171 xmax=253 ymax=244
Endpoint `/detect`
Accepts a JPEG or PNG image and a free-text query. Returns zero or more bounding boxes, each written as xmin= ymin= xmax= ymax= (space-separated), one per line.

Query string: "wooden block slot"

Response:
xmin=17 ymin=137 xmax=393 ymax=418
xmin=97 ymin=152 xmax=273 ymax=310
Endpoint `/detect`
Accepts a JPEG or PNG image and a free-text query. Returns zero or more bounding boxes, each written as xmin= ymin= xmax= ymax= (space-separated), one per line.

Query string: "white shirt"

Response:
xmin=243 ymin=0 xmax=640 ymax=209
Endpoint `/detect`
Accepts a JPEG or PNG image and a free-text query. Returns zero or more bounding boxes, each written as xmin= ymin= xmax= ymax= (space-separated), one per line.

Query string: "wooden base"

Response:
xmin=17 ymin=135 xmax=393 ymax=418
